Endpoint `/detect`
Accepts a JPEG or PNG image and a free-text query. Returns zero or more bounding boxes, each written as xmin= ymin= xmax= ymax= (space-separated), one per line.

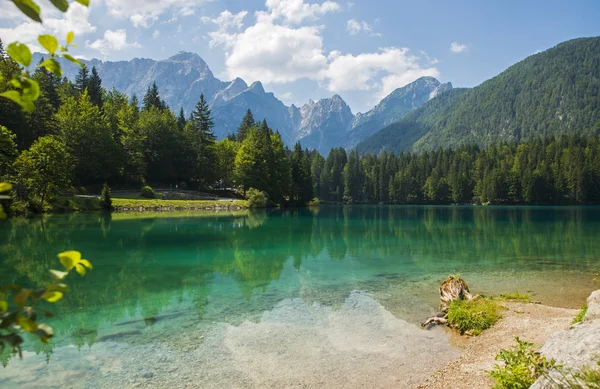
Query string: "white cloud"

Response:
xmin=153 ymin=30 xmax=161 ymax=39
xmin=450 ymin=41 xmax=468 ymax=53
xmin=86 ymin=29 xmax=141 ymax=55
xmin=263 ymin=0 xmax=340 ymax=24
xmin=0 ymin=3 xmax=95 ymax=48
xmin=346 ymin=18 xmax=380 ymax=36
xmin=325 ymin=47 xmax=439 ymax=98
xmin=103 ymin=0 xmax=211 ymax=28
xmin=204 ymin=0 xmax=437 ymax=105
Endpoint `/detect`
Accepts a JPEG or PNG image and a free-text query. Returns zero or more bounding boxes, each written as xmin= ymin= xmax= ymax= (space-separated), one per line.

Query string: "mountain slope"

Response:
xmin=355 ymin=89 xmax=468 ymax=154
xmin=344 ymin=77 xmax=452 ymax=149
xmin=359 ymin=37 xmax=600 ymax=154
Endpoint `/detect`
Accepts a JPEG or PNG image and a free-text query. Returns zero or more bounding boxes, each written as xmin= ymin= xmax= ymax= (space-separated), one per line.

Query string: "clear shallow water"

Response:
xmin=0 ymin=205 xmax=599 ymax=387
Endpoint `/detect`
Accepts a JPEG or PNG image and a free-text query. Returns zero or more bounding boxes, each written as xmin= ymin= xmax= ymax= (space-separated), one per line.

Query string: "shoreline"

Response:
xmin=416 ymin=300 xmax=578 ymax=388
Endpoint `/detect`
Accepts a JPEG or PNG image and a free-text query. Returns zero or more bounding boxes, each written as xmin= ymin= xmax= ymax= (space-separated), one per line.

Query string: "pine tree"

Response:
xmin=143 ymin=82 xmax=163 ymax=111
xmin=291 ymin=142 xmax=313 ymax=204
xmin=88 ymin=66 xmax=103 ymax=107
xmin=130 ymin=94 xmax=140 ymax=116
xmin=238 ymin=109 xmax=255 ymax=140
xmin=75 ymin=64 xmax=89 ymax=95
xmin=187 ymin=93 xmax=216 ymax=187
xmin=189 ymin=93 xmax=215 ymax=142
xmin=177 ymin=107 xmax=187 ymax=130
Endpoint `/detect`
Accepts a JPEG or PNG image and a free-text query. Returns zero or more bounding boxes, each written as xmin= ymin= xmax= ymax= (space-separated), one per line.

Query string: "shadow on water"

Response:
xmin=0 ymin=205 xmax=599 ymax=364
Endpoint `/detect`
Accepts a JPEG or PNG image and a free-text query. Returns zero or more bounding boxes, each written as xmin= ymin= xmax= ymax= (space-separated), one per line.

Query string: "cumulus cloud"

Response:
xmin=0 ymin=2 xmax=95 ymax=48
xmin=450 ymin=41 xmax=468 ymax=53
xmin=346 ymin=19 xmax=380 ymax=36
xmin=103 ymin=0 xmax=211 ymax=28
xmin=86 ymin=29 xmax=141 ymax=55
xmin=204 ymin=0 xmax=437 ymax=105
xmin=263 ymin=0 xmax=340 ymax=24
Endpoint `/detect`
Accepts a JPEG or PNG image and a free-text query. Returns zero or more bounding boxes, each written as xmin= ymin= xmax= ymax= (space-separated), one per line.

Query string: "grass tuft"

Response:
xmin=498 ymin=291 xmax=532 ymax=302
xmin=447 ymin=298 xmax=503 ymax=335
xmin=572 ymin=303 xmax=588 ymax=325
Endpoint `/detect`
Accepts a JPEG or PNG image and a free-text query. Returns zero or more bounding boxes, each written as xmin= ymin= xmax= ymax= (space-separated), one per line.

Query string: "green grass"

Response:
xmin=572 ymin=303 xmax=588 ymax=324
xmin=112 ymin=198 xmax=248 ymax=210
xmin=111 ymin=193 xmax=147 ymax=200
xmin=488 ymin=337 xmax=555 ymax=389
xmin=497 ymin=291 xmax=532 ymax=302
xmin=447 ymin=298 xmax=504 ymax=335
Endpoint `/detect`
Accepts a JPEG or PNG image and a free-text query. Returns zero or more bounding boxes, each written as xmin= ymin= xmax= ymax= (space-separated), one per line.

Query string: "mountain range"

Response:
xmin=32 ymin=52 xmax=450 ymax=154
xmin=357 ymin=37 xmax=600 ymax=154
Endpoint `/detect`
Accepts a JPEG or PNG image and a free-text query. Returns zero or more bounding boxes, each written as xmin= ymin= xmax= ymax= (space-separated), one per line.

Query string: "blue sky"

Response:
xmin=1 ymin=0 xmax=599 ymax=113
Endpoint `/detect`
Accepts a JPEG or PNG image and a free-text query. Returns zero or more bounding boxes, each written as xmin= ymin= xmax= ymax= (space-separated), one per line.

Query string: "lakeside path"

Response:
xmin=416 ymin=302 xmax=577 ymax=389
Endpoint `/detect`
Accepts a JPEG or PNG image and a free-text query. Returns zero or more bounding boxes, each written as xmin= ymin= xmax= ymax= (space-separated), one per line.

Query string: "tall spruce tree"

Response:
xmin=143 ymin=82 xmax=163 ymax=111
xmin=177 ymin=107 xmax=187 ymax=130
xmin=187 ymin=93 xmax=216 ymax=187
xmin=88 ymin=66 xmax=103 ymax=107
xmin=237 ymin=109 xmax=255 ymax=141
xmin=75 ymin=64 xmax=89 ymax=94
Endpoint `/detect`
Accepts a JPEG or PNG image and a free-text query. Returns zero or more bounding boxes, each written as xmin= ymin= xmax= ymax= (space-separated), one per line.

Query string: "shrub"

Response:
xmin=246 ymin=188 xmax=267 ymax=208
xmin=572 ymin=303 xmax=588 ymax=324
xmin=100 ymin=183 xmax=112 ymax=210
xmin=140 ymin=185 xmax=155 ymax=199
xmin=447 ymin=298 xmax=503 ymax=335
xmin=307 ymin=198 xmax=320 ymax=206
xmin=488 ymin=337 xmax=555 ymax=389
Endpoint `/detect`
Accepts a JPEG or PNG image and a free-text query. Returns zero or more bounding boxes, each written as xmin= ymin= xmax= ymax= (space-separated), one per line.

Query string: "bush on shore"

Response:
xmin=100 ymin=183 xmax=112 ymax=210
xmin=246 ymin=188 xmax=267 ymax=209
xmin=141 ymin=186 xmax=155 ymax=199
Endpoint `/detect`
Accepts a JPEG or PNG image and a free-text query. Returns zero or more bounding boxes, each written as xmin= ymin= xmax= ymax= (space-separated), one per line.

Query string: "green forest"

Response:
xmin=0 ymin=39 xmax=313 ymax=213
xmin=315 ymin=135 xmax=600 ymax=205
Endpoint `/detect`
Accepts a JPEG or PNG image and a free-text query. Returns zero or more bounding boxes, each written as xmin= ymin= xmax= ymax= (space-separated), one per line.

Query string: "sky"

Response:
xmin=1 ymin=0 xmax=600 ymax=113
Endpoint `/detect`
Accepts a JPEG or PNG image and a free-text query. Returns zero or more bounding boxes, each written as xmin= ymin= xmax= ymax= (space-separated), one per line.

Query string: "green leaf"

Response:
xmin=49 ymin=0 xmax=68 ymax=12
xmin=38 ymin=34 xmax=59 ymax=54
xmin=79 ymin=259 xmax=92 ymax=269
xmin=9 ymin=78 xmax=22 ymax=89
xmin=49 ymin=269 xmax=68 ymax=280
xmin=21 ymin=78 xmax=40 ymax=102
xmin=0 ymin=301 xmax=7 ymax=312
xmin=46 ymin=283 xmax=68 ymax=292
xmin=0 ymin=90 xmax=32 ymax=112
xmin=7 ymin=42 xmax=32 ymax=67
xmin=66 ymin=31 xmax=74 ymax=45
xmin=62 ymin=53 xmax=83 ymax=67
xmin=75 ymin=263 xmax=86 ymax=276
xmin=16 ymin=316 xmax=37 ymax=332
xmin=13 ymin=289 xmax=31 ymax=306
xmin=41 ymin=291 xmax=63 ymax=303
xmin=0 ymin=183 xmax=12 ymax=192
xmin=58 ymin=250 xmax=81 ymax=270
xmin=39 ymin=58 xmax=62 ymax=77
xmin=10 ymin=0 xmax=42 ymax=23
xmin=75 ymin=0 xmax=89 ymax=6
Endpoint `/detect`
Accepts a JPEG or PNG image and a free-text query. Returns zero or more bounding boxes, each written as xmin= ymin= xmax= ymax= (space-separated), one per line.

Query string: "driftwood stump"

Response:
xmin=422 ymin=275 xmax=475 ymax=327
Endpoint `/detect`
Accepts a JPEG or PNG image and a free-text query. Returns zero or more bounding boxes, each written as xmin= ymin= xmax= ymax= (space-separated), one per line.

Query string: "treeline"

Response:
xmin=313 ymin=135 xmax=600 ymax=205
xmin=0 ymin=40 xmax=313 ymax=211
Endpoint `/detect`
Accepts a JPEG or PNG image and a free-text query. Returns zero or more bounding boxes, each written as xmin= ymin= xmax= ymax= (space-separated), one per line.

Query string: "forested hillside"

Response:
xmin=358 ymin=37 xmax=600 ymax=154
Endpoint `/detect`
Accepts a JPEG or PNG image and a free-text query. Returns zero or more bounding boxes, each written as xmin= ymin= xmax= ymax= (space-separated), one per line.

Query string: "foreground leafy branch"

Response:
xmin=0 ymin=251 xmax=92 ymax=357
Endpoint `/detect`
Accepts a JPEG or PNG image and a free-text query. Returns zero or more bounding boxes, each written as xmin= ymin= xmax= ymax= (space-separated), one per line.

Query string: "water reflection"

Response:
xmin=0 ymin=205 xmax=599 ymax=365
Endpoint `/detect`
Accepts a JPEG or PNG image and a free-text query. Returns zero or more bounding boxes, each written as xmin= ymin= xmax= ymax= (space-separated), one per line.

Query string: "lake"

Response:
xmin=1 ymin=205 xmax=599 ymax=388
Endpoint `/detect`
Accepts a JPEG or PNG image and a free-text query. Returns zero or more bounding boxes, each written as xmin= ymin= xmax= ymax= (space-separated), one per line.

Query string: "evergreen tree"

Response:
xmin=88 ymin=66 xmax=103 ymax=107
xmin=143 ymin=82 xmax=163 ymax=111
xmin=177 ymin=107 xmax=187 ymax=130
xmin=237 ymin=109 xmax=255 ymax=141
xmin=290 ymin=142 xmax=313 ymax=203
xmin=130 ymin=94 xmax=140 ymax=116
xmin=187 ymin=93 xmax=216 ymax=187
xmin=75 ymin=64 xmax=89 ymax=95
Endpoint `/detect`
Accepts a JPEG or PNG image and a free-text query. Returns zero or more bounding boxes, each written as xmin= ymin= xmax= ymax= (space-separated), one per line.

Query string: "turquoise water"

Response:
xmin=0 ymin=205 xmax=599 ymax=387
